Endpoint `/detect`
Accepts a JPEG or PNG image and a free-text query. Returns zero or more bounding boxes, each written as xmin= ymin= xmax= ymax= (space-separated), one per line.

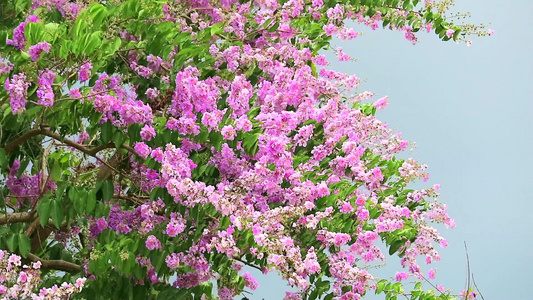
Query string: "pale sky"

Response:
xmin=248 ymin=0 xmax=533 ymax=299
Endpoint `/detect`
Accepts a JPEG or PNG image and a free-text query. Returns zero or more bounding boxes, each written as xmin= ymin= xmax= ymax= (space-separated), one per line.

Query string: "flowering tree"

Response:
xmin=0 ymin=0 xmax=489 ymax=299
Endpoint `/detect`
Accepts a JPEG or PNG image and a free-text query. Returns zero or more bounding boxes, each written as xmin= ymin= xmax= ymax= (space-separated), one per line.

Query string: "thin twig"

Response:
xmin=472 ymin=274 xmax=485 ymax=300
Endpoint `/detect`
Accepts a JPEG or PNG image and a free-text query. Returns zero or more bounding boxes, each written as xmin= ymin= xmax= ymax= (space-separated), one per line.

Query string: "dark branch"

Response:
xmin=4 ymin=129 xmax=44 ymax=153
xmin=27 ymin=253 xmax=82 ymax=273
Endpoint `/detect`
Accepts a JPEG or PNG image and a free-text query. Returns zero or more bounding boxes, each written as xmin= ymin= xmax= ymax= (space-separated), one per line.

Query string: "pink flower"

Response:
xmin=75 ymin=278 xmax=87 ymax=289
xmin=28 ymin=41 xmax=51 ymax=61
xmin=69 ymin=88 xmax=82 ymax=99
xmin=150 ymin=147 xmax=164 ymax=162
xmin=146 ymin=88 xmax=159 ymax=100
xmin=221 ymin=125 xmax=237 ymax=140
xmin=373 ymin=96 xmax=388 ymax=110
xmin=445 ymin=29 xmax=455 ymax=38
xmin=242 ymin=272 xmax=260 ymax=290
xmin=78 ymin=62 xmax=93 ymax=82
xmin=428 ymin=268 xmax=436 ymax=279
xmin=18 ymin=271 xmax=28 ymax=283
xmin=134 ymin=142 xmax=151 ymax=159
xmin=140 ymin=125 xmax=156 ymax=141
xmin=395 ymin=271 xmax=409 ymax=282
xmin=488 ymin=29 xmax=494 ymax=36
xmin=145 ymin=235 xmax=162 ymax=250
xmin=8 ymin=254 xmax=21 ymax=266
xmin=340 ymin=202 xmax=354 ymax=213
xmin=165 ymin=253 xmax=180 ymax=269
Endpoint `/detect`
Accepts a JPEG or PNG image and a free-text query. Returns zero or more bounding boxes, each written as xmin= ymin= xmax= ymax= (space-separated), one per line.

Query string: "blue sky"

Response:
xmin=248 ymin=0 xmax=533 ymax=299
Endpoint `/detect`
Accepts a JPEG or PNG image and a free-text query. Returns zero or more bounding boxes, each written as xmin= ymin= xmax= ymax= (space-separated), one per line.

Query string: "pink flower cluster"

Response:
xmin=4 ymin=73 xmax=30 ymax=114
xmin=0 ymin=250 xmax=86 ymax=299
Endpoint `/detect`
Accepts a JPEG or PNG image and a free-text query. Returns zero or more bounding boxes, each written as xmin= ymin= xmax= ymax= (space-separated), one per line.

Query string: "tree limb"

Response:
xmin=27 ymin=253 xmax=82 ymax=273
xmin=4 ymin=129 xmax=44 ymax=154
xmin=0 ymin=212 xmax=34 ymax=225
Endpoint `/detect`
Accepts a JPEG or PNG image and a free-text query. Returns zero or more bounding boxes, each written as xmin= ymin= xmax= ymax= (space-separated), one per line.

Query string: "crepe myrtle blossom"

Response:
xmin=145 ymin=235 xmax=162 ymax=250
xmin=373 ymin=96 xmax=389 ymax=110
xmin=0 ymin=250 xmax=85 ymax=298
xmin=78 ymin=61 xmax=93 ymax=82
xmin=140 ymin=124 xmax=156 ymax=141
xmin=446 ymin=29 xmax=455 ymax=38
xmin=28 ymin=41 xmax=51 ymax=61
xmin=5 ymin=73 xmax=30 ymax=114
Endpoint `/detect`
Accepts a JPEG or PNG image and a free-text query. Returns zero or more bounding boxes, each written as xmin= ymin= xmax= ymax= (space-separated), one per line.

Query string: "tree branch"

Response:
xmin=27 ymin=253 xmax=82 ymax=273
xmin=0 ymin=212 xmax=34 ymax=225
xmin=4 ymin=129 xmax=44 ymax=154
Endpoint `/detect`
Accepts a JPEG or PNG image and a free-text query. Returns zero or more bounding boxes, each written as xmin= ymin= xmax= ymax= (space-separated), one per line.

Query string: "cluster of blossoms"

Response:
xmin=0 ymin=0 xmax=489 ymax=299
xmin=6 ymin=15 xmax=38 ymax=49
xmin=36 ymin=69 xmax=56 ymax=106
xmin=31 ymin=0 xmax=82 ymax=20
xmin=6 ymin=160 xmax=57 ymax=207
xmin=4 ymin=73 xmax=30 ymax=114
xmin=0 ymin=250 xmax=86 ymax=299
xmin=28 ymin=41 xmax=51 ymax=62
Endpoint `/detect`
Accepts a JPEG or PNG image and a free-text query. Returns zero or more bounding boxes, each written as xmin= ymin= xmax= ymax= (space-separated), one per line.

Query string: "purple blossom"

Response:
xmin=5 ymin=73 xmax=30 ymax=114
xmin=0 ymin=56 xmax=14 ymax=75
xmin=36 ymin=69 xmax=56 ymax=106
xmin=134 ymin=142 xmax=151 ymax=159
xmin=242 ymin=272 xmax=260 ymax=290
xmin=165 ymin=253 xmax=180 ymax=269
xmin=28 ymin=41 xmax=51 ymax=61
xmin=78 ymin=62 xmax=93 ymax=82
xmin=150 ymin=148 xmax=164 ymax=162
xmin=395 ymin=271 xmax=409 ymax=282
xmin=145 ymin=235 xmax=162 ymax=250
xmin=221 ymin=125 xmax=236 ymax=140
xmin=69 ymin=88 xmax=82 ymax=99
xmin=227 ymin=76 xmax=252 ymax=117
xmin=140 ymin=124 xmax=156 ymax=141
xmin=146 ymin=88 xmax=159 ymax=100
xmin=445 ymin=29 xmax=455 ymax=38
xmin=6 ymin=16 xmax=38 ymax=49
xmin=373 ymin=96 xmax=388 ymax=110
xmin=147 ymin=54 xmax=163 ymax=71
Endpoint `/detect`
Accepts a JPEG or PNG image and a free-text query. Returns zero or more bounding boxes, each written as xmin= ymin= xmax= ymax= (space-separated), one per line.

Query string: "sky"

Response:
xmin=246 ymin=0 xmax=533 ymax=299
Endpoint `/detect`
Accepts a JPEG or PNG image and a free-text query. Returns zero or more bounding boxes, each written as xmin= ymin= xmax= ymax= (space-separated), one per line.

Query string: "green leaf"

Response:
xmin=59 ymin=40 xmax=72 ymax=58
xmin=101 ymin=180 xmax=114 ymax=201
xmin=242 ymin=133 xmax=259 ymax=156
xmin=0 ymin=148 xmax=7 ymax=169
xmin=50 ymin=161 xmax=62 ymax=181
xmin=37 ymin=196 xmax=52 ymax=227
xmin=50 ymin=199 xmax=64 ymax=228
xmin=17 ymin=234 xmax=31 ymax=258
xmin=113 ymin=131 xmax=125 ymax=148
xmin=210 ymin=23 xmax=223 ymax=36
xmin=89 ymin=4 xmax=108 ymax=29
xmin=73 ymin=190 xmax=86 ymax=214
xmin=6 ymin=234 xmax=18 ymax=252
xmin=24 ymin=22 xmax=44 ymax=45
xmin=209 ymin=131 xmax=223 ymax=152
xmin=101 ymin=121 xmax=113 ymax=143
xmin=376 ymin=279 xmax=387 ymax=294
xmin=86 ymin=189 xmax=97 ymax=215
xmin=83 ymin=31 xmax=103 ymax=54
xmin=388 ymin=239 xmax=404 ymax=255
